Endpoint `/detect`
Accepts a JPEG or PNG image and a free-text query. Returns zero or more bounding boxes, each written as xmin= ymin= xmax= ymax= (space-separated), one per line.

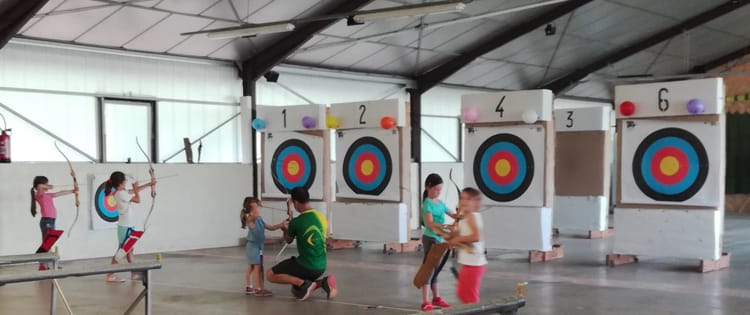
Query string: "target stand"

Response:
xmin=328 ymin=99 xmax=410 ymax=245
xmin=462 ymin=90 xmax=561 ymax=262
xmin=256 ymin=104 xmax=331 ymax=241
xmin=553 ymin=104 xmax=614 ymax=238
xmin=611 ymin=78 xmax=729 ymax=272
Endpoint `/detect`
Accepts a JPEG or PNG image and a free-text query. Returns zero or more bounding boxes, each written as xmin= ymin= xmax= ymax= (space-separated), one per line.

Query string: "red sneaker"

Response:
xmin=254 ymin=289 xmax=273 ymax=297
xmin=421 ymin=302 xmax=433 ymax=312
xmin=432 ymin=296 xmax=451 ymax=308
xmin=245 ymin=286 xmax=257 ymax=295
xmin=320 ymin=275 xmax=338 ymax=300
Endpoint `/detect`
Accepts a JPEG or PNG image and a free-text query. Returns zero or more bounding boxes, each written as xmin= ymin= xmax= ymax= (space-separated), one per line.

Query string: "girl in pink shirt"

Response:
xmin=30 ymin=175 xmax=78 ymax=269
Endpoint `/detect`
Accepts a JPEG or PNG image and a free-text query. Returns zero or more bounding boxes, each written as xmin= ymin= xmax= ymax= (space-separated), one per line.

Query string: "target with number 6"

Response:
xmin=620 ymin=120 xmax=721 ymax=207
xmin=632 ymin=128 xmax=708 ymax=202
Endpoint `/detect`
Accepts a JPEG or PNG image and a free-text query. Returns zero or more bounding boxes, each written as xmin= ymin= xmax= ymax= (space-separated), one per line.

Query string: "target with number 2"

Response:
xmin=335 ymin=128 xmax=400 ymax=201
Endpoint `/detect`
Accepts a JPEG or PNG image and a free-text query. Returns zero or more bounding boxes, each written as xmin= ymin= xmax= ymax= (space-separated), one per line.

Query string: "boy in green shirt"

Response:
xmin=267 ymin=187 xmax=337 ymax=301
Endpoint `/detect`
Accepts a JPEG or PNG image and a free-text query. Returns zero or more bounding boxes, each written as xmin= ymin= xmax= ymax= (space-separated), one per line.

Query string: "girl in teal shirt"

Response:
xmin=419 ymin=173 xmax=459 ymax=311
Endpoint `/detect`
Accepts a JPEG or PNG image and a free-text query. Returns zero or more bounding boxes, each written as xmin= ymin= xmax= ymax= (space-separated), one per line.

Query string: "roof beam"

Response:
xmin=241 ymin=0 xmax=373 ymax=82
xmin=542 ymin=0 xmax=750 ymax=94
xmin=414 ymin=0 xmax=593 ymax=94
xmin=690 ymin=44 xmax=750 ymax=74
xmin=0 ymin=0 xmax=48 ymax=50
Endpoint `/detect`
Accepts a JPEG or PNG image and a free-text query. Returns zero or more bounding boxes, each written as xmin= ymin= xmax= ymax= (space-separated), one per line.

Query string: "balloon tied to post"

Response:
xmin=251 ymin=118 xmax=266 ymax=130
xmin=380 ymin=116 xmax=396 ymax=129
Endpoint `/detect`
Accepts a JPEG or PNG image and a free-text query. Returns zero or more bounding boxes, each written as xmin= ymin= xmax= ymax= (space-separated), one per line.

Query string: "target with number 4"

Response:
xmin=336 ymin=128 xmax=400 ymax=202
xmin=620 ymin=120 xmax=721 ymax=207
xmin=263 ymin=132 xmax=324 ymax=199
xmin=464 ymin=125 xmax=545 ymax=207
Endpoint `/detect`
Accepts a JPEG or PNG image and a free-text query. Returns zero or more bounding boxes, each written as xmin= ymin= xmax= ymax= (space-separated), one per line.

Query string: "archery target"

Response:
xmin=620 ymin=119 xmax=722 ymax=207
xmin=94 ymin=181 xmax=119 ymax=222
xmin=336 ymin=128 xmax=400 ymax=201
xmin=263 ymin=132 xmax=324 ymax=199
xmin=464 ymin=125 xmax=545 ymax=207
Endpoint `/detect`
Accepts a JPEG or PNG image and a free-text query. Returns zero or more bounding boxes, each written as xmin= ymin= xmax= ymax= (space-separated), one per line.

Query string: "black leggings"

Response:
xmin=422 ymin=236 xmax=449 ymax=285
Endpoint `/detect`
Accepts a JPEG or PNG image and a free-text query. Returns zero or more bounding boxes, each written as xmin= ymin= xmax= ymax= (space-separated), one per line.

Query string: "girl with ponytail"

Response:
xmin=418 ymin=173 xmax=459 ymax=311
xmin=106 ymin=171 xmax=156 ymax=282
xmin=30 ymin=175 xmax=78 ymax=270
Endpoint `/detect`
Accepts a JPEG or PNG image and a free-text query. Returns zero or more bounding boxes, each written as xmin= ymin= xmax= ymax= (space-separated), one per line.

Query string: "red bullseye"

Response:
xmin=487 ymin=151 xmax=518 ymax=185
xmin=354 ymin=152 xmax=380 ymax=183
xmin=650 ymin=147 xmax=688 ymax=185
xmin=281 ymin=153 xmax=305 ymax=182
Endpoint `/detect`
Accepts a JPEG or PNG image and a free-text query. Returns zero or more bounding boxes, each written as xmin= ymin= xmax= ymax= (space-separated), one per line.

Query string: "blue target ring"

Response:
xmin=343 ymin=137 xmax=392 ymax=195
xmin=271 ymin=139 xmax=316 ymax=192
xmin=473 ymin=133 xmax=534 ymax=202
xmin=633 ymin=128 xmax=708 ymax=202
xmin=94 ymin=182 xmax=118 ymax=222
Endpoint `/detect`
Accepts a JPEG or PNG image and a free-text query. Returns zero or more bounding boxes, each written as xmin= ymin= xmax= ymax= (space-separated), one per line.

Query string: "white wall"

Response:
xmin=0 ymin=39 xmax=243 ymax=163
xmin=0 ymin=163 xmax=252 ymax=261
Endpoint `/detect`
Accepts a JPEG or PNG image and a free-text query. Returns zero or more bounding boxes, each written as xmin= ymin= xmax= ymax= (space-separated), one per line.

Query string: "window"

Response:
xmin=99 ymin=98 xmax=156 ymax=163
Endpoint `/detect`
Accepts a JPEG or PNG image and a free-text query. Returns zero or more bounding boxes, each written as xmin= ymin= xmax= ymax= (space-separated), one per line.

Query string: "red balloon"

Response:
xmin=619 ymin=101 xmax=636 ymax=116
xmin=380 ymin=116 xmax=396 ymax=129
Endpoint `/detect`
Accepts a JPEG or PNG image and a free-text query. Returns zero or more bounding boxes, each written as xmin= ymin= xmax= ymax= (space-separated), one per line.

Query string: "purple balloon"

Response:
xmin=301 ymin=116 xmax=316 ymax=128
xmin=686 ymin=98 xmax=704 ymax=114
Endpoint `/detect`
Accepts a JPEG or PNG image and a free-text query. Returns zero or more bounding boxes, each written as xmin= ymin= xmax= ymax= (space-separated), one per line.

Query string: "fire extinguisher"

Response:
xmin=0 ymin=112 xmax=10 ymax=163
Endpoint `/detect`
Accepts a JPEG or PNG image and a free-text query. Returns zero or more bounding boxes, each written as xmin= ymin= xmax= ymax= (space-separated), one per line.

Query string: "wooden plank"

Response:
xmin=406 ymin=296 xmax=526 ymax=315
xmin=606 ymin=254 xmax=638 ymax=267
xmin=589 ymin=227 xmax=614 ymax=239
xmin=529 ymin=244 xmax=564 ymax=263
xmin=699 ymin=252 xmax=730 ymax=273
xmin=0 ymin=262 xmax=161 ymax=285
xmin=0 ymin=253 xmax=58 ymax=265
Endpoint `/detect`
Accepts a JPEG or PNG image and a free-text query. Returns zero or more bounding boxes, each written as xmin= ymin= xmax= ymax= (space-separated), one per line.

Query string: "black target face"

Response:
xmin=632 ymin=127 xmax=708 ymax=202
xmin=342 ymin=136 xmax=392 ymax=195
xmin=473 ymin=133 xmax=534 ymax=202
xmin=271 ymin=139 xmax=316 ymax=192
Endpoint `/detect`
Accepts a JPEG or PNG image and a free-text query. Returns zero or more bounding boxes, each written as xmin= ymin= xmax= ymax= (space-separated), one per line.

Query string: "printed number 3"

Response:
xmin=566 ymin=111 xmax=573 ymax=128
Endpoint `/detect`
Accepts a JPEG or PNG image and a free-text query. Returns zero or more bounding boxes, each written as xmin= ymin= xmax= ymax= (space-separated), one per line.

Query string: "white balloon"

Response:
xmin=521 ymin=110 xmax=538 ymax=124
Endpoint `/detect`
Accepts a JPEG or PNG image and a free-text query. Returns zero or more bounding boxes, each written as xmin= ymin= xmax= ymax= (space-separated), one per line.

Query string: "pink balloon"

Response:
xmin=462 ymin=107 xmax=480 ymax=123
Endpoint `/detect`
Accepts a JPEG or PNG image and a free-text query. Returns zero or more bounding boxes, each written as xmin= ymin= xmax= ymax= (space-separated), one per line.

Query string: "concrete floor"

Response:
xmin=2 ymin=213 xmax=750 ymax=314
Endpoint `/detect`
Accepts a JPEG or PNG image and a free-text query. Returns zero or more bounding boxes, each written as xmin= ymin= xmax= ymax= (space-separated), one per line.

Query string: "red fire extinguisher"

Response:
xmin=0 ymin=112 xmax=10 ymax=163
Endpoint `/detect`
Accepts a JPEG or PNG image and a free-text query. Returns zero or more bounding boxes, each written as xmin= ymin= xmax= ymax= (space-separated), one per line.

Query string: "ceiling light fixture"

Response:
xmin=181 ymin=23 xmax=296 ymax=40
xmin=351 ymin=1 xmax=466 ymax=24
